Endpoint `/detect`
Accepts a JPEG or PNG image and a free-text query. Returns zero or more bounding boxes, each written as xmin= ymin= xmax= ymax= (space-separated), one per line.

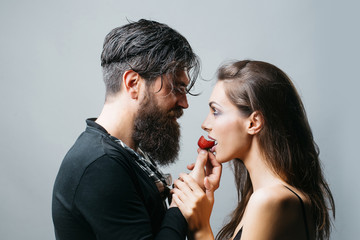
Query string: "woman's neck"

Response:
xmin=242 ymin=139 xmax=284 ymax=191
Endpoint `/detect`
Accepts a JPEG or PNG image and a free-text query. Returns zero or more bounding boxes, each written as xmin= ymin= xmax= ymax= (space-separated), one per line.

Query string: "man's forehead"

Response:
xmin=172 ymin=70 xmax=190 ymax=86
xmin=149 ymin=71 xmax=189 ymax=91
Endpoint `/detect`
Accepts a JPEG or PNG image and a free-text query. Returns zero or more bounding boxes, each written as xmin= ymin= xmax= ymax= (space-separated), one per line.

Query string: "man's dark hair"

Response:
xmin=101 ymin=19 xmax=200 ymax=98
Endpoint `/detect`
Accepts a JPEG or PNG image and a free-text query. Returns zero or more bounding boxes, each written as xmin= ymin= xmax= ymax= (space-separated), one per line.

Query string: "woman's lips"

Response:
xmin=208 ymin=136 xmax=217 ymax=153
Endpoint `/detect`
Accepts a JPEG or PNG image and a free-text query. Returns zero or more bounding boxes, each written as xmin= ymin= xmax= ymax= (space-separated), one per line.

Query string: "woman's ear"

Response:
xmin=122 ymin=70 xmax=141 ymax=99
xmin=247 ymin=111 xmax=263 ymax=135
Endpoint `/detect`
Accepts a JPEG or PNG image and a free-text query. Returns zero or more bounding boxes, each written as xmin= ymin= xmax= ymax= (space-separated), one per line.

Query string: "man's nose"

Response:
xmin=177 ymin=93 xmax=189 ymax=109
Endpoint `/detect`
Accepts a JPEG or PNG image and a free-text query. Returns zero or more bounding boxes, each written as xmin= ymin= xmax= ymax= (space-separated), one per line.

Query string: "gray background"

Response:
xmin=1 ymin=0 xmax=359 ymax=239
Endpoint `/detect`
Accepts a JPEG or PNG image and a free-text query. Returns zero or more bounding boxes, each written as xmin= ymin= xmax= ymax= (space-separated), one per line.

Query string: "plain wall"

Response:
xmin=1 ymin=0 xmax=359 ymax=239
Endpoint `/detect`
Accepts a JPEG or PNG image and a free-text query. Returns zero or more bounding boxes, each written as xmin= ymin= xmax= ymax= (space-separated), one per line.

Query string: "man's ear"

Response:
xmin=247 ymin=111 xmax=264 ymax=135
xmin=122 ymin=70 xmax=142 ymax=99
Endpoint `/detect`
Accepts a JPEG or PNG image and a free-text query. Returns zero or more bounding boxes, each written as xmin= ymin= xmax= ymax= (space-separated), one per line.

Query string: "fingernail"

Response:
xmin=200 ymin=150 xmax=207 ymax=155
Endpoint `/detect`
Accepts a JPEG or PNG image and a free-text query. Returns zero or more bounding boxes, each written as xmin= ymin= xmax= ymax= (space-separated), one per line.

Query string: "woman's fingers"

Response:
xmin=173 ymin=176 xmax=193 ymax=196
xmin=204 ymin=177 xmax=215 ymax=203
xmin=205 ymin=152 xmax=222 ymax=191
xmin=179 ymin=173 xmax=205 ymax=194
xmin=192 ymin=150 xmax=208 ymax=174
xmin=173 ymin=173 xmax=206 ymax=201
xmin=172 ymin=174 xmax=209 ymax=220
xmin=187 ymin=163 xmax=195 ymax=171
xmin=172 ymin=178 xmax=200 ymax=219
xmin=172 ymin=189 xmax=190 ymax=217
xmin=189 ymin=150 xmax=208 ymax=190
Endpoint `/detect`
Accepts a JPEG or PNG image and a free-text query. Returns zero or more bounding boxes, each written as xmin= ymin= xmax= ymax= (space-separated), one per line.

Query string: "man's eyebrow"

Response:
xmin=174 ymin=81 xmax=188 ymax=88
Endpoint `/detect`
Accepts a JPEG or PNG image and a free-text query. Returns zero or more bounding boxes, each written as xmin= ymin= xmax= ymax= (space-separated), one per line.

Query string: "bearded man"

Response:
xmin=52 ymin=19 xmax=200 ymax=240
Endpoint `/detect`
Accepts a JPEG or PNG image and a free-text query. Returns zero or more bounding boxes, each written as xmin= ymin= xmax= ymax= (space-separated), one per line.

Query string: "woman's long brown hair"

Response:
xmin=215 ymin=60 xmax=335 ymax=240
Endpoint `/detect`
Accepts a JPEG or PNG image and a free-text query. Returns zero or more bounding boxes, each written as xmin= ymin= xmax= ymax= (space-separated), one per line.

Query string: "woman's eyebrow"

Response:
xmin=209 ymin=101 xmax=220 ymax=108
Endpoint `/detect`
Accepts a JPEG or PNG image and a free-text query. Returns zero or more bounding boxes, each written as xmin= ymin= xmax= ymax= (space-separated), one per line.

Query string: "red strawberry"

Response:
xmin=197 ymin=136 xmax=215 ymax=150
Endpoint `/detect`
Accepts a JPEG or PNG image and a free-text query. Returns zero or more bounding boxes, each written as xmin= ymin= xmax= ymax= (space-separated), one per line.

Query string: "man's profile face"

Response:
xmin=150 ymin=70 xmax=190 ymax=114
xmin=132 ymin=71 xmax=190 ymax=165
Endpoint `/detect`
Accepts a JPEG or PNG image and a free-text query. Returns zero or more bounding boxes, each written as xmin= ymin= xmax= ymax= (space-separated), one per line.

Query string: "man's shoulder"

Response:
xmin=63 ymin=128 xmax=134 ymax=171
xmin=53 ymin=129 xmax=137 ymax=205
xmin=54 ymin=127 xmax=133 ymax=195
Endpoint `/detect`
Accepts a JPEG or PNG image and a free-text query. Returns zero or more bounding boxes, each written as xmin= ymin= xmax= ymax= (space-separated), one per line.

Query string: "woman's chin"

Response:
xmin=213 ymin=154 xmax=226 ymax=164
xmin=215 ymin=153 xmax=235 ymax=164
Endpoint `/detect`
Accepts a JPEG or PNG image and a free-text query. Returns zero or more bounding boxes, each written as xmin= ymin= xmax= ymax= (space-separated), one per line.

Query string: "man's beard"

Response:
xmin=132 ymin=93 xmax=183 ymax=166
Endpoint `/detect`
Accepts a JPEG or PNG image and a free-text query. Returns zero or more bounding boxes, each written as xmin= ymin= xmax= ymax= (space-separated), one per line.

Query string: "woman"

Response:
xmin=172 ymin=60 xmax=335 ymax=240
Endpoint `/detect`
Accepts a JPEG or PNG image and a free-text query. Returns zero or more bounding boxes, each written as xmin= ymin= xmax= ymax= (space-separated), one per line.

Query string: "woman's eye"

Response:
xmin=212 ymin=107 xmax=220 ymax=116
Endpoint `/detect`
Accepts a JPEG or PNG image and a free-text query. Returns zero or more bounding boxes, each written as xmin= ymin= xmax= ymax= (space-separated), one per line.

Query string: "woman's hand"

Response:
xmin=172 ymin=173 xmax=215 ymax=239
xmin=188 ymin=149 xmax=222 ymax=191
xmin=188 ymin=150 xmax=208 ymax=190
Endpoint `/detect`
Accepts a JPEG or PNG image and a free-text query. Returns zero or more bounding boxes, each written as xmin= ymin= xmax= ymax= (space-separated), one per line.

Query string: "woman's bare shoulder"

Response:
xmin=248 ymin=185 xmax=298 ymax=209
xmin=242 ymin=185 xmax=308 ymax=239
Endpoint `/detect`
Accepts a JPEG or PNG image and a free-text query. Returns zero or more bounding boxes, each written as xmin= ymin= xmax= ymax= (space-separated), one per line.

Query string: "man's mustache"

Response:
xmin=168 ymin=108 xmax=183 ymax=119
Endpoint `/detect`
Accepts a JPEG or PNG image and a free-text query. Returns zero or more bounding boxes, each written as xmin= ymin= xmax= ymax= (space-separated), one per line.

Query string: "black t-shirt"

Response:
xmin=52 ymin=119 xmax=187 ymax=239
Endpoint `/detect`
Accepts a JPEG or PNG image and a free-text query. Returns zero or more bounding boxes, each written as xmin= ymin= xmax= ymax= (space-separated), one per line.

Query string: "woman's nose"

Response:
xmin=201 ymin=114 xmax=211 ymax=132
